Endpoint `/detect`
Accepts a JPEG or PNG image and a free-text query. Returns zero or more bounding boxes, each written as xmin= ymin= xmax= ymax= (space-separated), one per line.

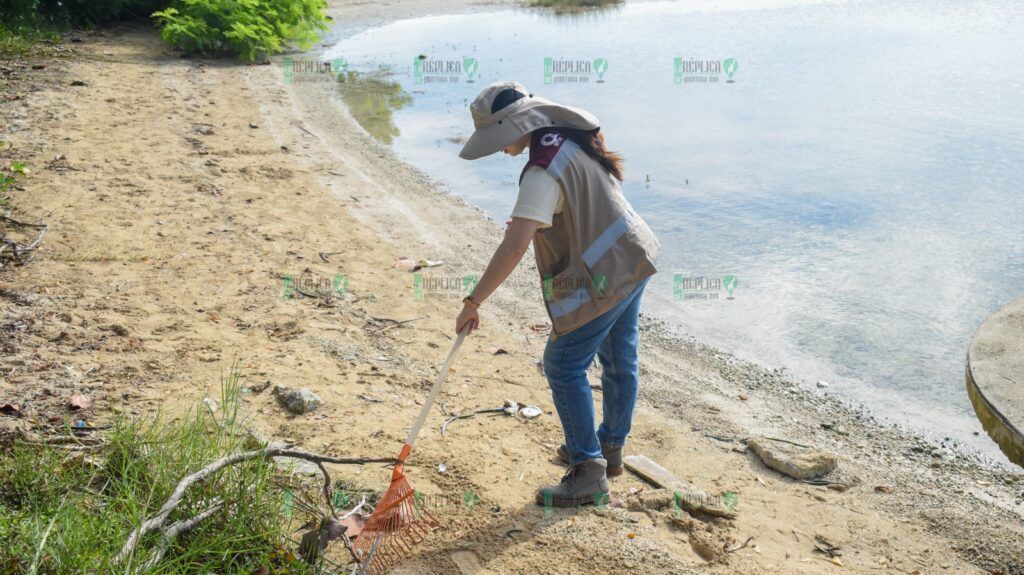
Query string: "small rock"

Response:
xmin=249 ymin=123 xmax=259 ymax=129
xmin=748 ymin=437 xmax=837 ymax=480
xmin=70 ymin=80 xmax=87 ymax=87
xmin=816 ymin=380 xmax=829 ymax=388
xmin=275 ymin=387 xmax=321 ymax=414
xmin=249 ymin=380 xmax=271 ymax=393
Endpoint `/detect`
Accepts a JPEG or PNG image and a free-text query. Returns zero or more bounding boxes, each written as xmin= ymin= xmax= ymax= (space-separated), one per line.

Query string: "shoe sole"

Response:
xmin=556 ymin=445 xmax=623 ymax=477
xmin=534 ymin=491 xmax=611 ymax=507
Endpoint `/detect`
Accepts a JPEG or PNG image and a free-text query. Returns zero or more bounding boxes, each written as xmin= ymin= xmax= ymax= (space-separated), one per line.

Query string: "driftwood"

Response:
xmin=114 ymin=447 xmax=397 ymax=566
xmin=623 ymin=454 xmax=737 ymax=518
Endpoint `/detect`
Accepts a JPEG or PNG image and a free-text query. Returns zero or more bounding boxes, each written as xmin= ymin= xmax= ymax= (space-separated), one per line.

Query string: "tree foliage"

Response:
xmin=153 ymin=0 xmax=328 ymax=61
xmin=0 ymin=0 xmax=329 ymax=61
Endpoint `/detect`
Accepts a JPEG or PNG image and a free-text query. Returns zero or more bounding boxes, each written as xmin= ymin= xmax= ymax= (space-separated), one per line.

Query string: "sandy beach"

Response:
xmin=1 ymin=0 xmax=1022 ymax=573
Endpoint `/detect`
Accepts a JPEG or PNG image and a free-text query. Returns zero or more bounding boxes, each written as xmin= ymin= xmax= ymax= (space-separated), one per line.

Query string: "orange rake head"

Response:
xmin=351 ymin=444 xmax=441 ymax=575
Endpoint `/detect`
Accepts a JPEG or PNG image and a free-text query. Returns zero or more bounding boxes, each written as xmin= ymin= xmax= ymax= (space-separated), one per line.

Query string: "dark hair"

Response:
xmin=559 ymin=127 xmax=625 ymax=181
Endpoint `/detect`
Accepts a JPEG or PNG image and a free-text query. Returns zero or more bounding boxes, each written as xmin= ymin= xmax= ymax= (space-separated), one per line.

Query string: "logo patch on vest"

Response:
xmin=520 ymin=129 xmax=567 ymax=182
xmin=540 ymin=132 xmax=564 ymax=147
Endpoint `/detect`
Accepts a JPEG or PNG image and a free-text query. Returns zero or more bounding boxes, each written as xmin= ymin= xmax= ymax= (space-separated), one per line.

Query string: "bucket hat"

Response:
xmin=459 ymin=81 xmax=599 ymax=160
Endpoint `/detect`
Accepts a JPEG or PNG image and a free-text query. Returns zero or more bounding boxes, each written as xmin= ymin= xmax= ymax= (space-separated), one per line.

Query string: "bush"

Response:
xmin=153 ymin=0 xmax=328 ymax=61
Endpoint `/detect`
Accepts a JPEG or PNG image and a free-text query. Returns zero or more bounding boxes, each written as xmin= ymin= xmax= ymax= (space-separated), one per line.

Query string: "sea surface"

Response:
xmin=322 ymin=0 xmax=1024 ymax=464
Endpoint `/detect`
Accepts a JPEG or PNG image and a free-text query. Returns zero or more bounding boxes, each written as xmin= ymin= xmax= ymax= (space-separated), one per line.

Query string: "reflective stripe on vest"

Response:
xmin=581 ymin=214 xmax=628 ymax=268
xmin=545 ymin=138 xmax=579 ymax=179
xmin=549 ymin=287 xmax=590 ymax=318
xmin=547 ymin=215 xmax=629 ymax=318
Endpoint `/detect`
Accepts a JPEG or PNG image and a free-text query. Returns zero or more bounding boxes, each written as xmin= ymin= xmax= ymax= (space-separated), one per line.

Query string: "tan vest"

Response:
xmin=522 ymin=129 xmax=660 ymax=336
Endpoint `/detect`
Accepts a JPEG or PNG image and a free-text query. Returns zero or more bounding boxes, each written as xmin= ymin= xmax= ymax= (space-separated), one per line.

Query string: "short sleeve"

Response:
xmin=512 ymin=167 xmax=562 ymax=228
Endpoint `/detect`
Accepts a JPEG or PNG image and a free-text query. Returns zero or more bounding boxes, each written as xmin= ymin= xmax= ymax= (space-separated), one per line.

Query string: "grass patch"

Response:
xmin=0 ymin=25 xmax=59 ymax=58
xmin=0 ymin=370 xmax=332 ymax=574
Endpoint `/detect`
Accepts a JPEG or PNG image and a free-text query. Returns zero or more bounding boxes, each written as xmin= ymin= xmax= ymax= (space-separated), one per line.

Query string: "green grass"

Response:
xmin=0 ymin=25 xmax=59 ymax=58
xmin=0 ymin=145 xmax=26 ymax=212
xmin=0 ymin=370 xmax=328 ymax=574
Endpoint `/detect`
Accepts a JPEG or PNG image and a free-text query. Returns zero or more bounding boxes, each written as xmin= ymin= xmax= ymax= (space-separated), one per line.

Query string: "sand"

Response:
xmin=1 ymin=1 xmax=1022 ymax=573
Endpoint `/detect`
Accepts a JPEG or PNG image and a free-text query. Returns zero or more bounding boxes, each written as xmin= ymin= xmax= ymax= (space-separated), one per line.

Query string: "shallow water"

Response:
xmin=323 ymin=0 xmax=1024 ymax=463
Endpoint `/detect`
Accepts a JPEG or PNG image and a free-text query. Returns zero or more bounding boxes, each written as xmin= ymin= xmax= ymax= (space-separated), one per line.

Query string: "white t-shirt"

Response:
xmin=511 ymin=166 xmax=564 ymax=228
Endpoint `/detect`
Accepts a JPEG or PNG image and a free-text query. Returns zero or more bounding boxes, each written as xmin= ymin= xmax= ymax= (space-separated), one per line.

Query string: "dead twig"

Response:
xmin=0 ymin=214 xmax=47 ymax=228
xmin=115 ymin=447 xmax=396 ymax=564
xmin=759 ymin=436 xmax=812 ymax=449
xmin=441 ymin=407 xmax=505 ymax=436
xmin=0 ymin=222 xmax=47 ymax=263
xmin=726 ymin=536 xmax=754 ymax=553
xmin=369 ymin=316 xmax=424 ymax=336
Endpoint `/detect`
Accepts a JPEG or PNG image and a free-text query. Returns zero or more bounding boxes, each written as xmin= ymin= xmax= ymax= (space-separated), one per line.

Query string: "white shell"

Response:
xmin=520 ymin=406 xmax=542 ymax=419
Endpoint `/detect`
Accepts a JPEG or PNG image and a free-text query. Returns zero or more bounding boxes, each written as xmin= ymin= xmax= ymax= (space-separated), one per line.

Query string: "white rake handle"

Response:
xmin=405 ymin=326 xmax=469 ymax=447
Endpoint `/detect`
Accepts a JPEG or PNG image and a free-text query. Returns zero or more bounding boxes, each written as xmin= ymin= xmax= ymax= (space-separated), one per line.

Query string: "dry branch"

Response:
xmin=140 ymin=501 xmax=225 ymax=570
xmin=115 ymin=447 xmax=396 ymax=565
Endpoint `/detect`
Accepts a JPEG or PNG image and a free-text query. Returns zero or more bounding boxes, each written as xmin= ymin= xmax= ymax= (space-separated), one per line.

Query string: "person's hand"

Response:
xmin=455 ymin=302 xmax=480 ymax=335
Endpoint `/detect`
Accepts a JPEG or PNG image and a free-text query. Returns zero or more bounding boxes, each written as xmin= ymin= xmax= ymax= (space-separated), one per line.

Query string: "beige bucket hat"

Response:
xmin=459 ymin=81 xmax=600 ymax=160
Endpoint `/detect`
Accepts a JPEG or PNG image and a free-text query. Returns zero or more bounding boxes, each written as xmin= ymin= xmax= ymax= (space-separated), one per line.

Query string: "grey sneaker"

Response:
xmin=535 ymin=458 xmax=610 ymax=508
xmin=556 ymin=443 xmax=623 ymax=477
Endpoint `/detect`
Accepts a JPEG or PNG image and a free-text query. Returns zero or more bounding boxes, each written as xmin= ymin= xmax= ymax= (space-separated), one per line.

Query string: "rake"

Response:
xmin=352 ymin=326 xmax=469 ymax=574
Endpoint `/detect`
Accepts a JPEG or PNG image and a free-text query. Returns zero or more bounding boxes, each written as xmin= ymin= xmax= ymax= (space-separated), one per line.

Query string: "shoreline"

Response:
xmin=0 ymin=0 xmax=1021 ymax=572
xmin=304 ymin=0 xmax=1013 ymax=472
xmin=319 ymin=0 xmax=1007 ymax=463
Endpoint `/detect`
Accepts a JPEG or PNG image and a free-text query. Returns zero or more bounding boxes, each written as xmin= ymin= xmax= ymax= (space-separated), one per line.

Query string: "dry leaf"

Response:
xmin=339 ymin=513 xmax=365 ymax=538
xmin=1 ymin=403 xmax=21 ymax=417
xmin=874 ymin=485 xmax=894 ymax=494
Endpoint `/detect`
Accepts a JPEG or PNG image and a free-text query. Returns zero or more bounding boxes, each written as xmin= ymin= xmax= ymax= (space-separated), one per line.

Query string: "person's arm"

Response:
xmin=455 ymin=217 xmax=542 ymax=333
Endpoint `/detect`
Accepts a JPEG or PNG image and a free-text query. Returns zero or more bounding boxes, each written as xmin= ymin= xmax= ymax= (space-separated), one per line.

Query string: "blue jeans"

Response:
xmin=543 ymin=278 xmax=649 ymax=465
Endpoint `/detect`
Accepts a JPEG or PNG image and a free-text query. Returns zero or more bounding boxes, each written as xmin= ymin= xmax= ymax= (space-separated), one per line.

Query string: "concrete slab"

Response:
xmin=966 ymin=295 xmax=1024 ymax=466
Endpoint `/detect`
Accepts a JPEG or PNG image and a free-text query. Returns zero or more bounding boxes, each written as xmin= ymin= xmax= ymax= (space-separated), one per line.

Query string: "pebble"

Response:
xmin=273 ymin=385 xmax=321 ymax=414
